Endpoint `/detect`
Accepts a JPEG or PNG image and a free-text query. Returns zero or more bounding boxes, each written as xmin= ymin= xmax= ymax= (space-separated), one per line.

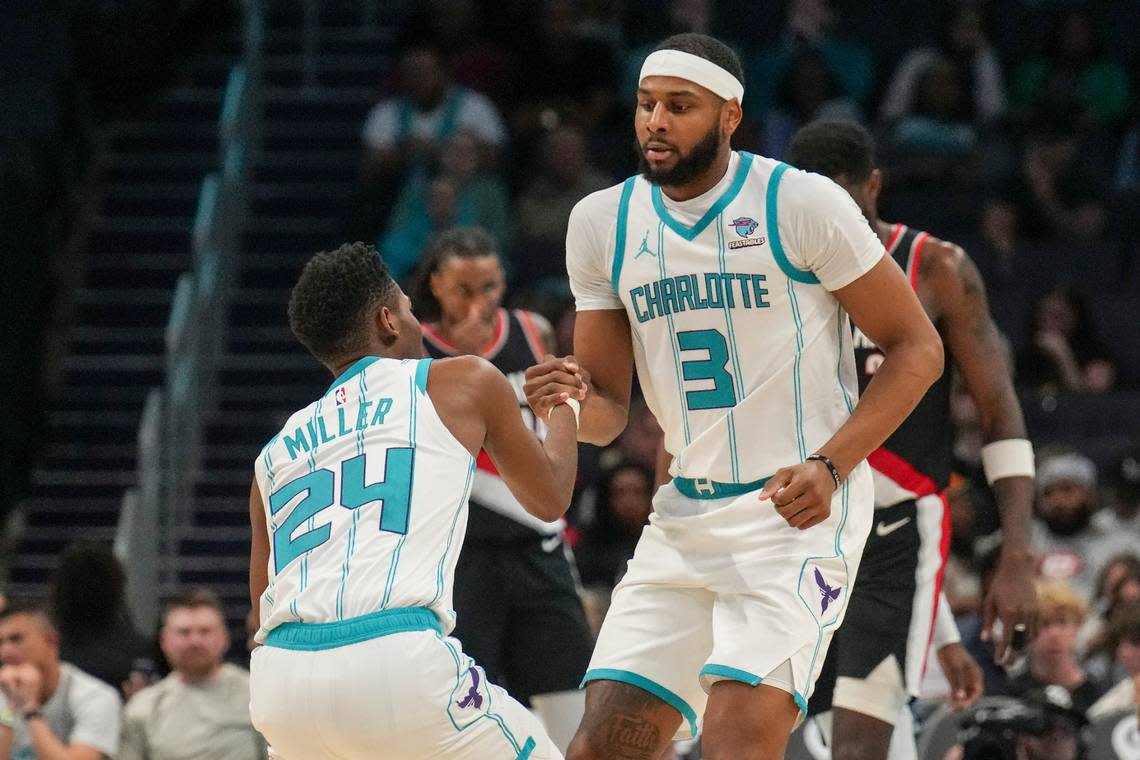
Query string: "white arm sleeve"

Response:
xmin=932 ymin=592 xmax=962 ymax=647
xmin=361 ymin=101 xmax=398 ymax=151
xmin=566 ymin=192 xmax=624 ymax=311
xmin=456 ymin=92 xmax=508 ymax=146
xmin=778 ymin=169 xmax=885 ymax=291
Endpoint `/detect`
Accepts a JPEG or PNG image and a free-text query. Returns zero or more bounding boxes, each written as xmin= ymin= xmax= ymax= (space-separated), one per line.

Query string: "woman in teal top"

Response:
xmin=379 ymin=131 xmax=510 ymax=282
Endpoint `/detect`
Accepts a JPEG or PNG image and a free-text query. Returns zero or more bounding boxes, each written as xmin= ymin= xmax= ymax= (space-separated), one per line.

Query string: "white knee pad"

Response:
xmin=832 ymin=655 xmax=908 ymax=725
xmin=529 ymin=689 xmax=585 ymax=754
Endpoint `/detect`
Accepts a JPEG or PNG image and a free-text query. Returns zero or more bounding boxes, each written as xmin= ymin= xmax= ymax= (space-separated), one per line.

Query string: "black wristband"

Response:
xmin=806 ymin=454 xmax=841 ymax=489
xmin=22 ymin=709 xmax=43 ymax=721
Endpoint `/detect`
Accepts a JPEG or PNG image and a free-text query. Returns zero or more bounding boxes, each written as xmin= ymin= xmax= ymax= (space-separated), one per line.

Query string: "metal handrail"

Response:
xmin=115 ymin=0 xmax=264 ymax=624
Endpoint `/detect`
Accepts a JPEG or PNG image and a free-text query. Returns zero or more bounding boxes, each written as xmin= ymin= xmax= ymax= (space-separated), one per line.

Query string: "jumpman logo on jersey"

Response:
xmin=634 ymin=231 xmax=656 ymax=259
xmin=815 ymin=568 xmax=841 ymax=614
xmin=455 ymin=667 xmax=484 ymax=710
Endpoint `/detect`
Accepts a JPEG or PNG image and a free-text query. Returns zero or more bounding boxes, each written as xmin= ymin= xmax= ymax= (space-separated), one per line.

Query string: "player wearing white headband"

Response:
xmin=525 ymin=33 xmax=945 ymax=759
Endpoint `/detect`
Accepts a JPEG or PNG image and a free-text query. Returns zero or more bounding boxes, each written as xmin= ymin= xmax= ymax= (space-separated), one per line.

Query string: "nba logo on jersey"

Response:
xmin=334 ymin=386 xmax=347 ymax=406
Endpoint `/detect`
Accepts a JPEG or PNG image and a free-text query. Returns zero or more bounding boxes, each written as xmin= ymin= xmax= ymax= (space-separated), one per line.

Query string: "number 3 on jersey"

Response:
xmin=269 ymin=448 xmax=413 ymax=574
xmin=677 ymin=329 xmax=737 ymax=410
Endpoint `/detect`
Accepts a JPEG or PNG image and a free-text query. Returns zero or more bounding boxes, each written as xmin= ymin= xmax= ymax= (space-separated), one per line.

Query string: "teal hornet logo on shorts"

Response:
xmin=634 ymin=230 xmax=656 ymax=259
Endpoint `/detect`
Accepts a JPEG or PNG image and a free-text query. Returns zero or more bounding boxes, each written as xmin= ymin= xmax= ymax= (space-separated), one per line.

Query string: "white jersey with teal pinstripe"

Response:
xmin=566 ymin=151 xmax=885 ymax=483
xmin=252 ymin=356 xmax=474 ymax=642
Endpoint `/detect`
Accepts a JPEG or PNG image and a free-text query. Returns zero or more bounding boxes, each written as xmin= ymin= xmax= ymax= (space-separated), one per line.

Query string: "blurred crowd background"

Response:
xmin=1 ymin=0 xmax=1138 ymax=757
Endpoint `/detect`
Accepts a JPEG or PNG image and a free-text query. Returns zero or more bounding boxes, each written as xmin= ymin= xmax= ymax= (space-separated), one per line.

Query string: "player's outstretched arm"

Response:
xmin=826 ymin=257 xmax=945 ymax=477
xmin=921 ymin=240 xmax=1037 ymax=663
xmin=248 ymin=479 xmax=270 ymax=618
xmin=432 ymin=356 xmax=579 ymax=522
xmin=523 ymin=309 xmax=634 ymax=446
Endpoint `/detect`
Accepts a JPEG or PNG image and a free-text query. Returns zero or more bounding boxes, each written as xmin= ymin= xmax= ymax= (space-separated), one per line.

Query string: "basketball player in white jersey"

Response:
xmin=524 ymin=34 xmax=945 ymax=759
xmin=247 ymin=243 xmax=579 ymax=759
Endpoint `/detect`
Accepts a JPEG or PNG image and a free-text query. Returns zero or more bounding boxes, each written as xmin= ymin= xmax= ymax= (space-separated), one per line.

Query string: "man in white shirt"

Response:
xmin=118 ymin=589 xmax=265 ymax=760
xmin=356 ymin=41 xmax=507 ymax=243
xmin=0 ymin=601 xmax=121 ymax=759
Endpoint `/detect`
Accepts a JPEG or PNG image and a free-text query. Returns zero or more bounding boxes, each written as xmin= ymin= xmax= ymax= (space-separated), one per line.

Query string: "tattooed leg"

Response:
xmin=566 ymin=680 xmax=682 ymax=760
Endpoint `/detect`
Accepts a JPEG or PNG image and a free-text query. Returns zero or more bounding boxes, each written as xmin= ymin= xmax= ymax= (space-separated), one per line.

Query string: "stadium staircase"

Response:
xmin=3 ymin=42 xmax=240 ymax=607
xmin=175 ymin=3 xmax=406 ymax=641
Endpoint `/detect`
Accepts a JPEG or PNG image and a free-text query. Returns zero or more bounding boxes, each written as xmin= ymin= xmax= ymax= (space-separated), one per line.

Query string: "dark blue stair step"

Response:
xmin=102 ymin=182 xmax=202 ymax=217
xmin=88 ymin=218 xmax=193 ymax=253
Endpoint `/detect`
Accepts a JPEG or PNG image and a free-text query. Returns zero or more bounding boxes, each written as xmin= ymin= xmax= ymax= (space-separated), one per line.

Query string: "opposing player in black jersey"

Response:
xmin=790 ymin=121 xmax=1038 ymax=760
xmin=414 ymin=227 xmax=593 ymax=743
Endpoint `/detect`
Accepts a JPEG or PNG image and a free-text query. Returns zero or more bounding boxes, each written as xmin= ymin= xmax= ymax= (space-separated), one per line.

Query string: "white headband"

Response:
xmin=639 ymin=49 xmax=744 ymax=103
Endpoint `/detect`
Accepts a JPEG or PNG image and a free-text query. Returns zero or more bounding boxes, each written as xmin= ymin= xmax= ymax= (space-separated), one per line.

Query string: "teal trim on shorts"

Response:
xmin=700 ymin=663 xmax=763 ymax=686
xmin=582 ymin=668 xmax=699 ymax=738
xmin=672 ymin=475 xmax=769 ymax=500
xmin=264 ymin=606 xmax=441 ymax=651
xmin=610 ymin=176 xmax=637 ymax=292
xmin=765 ymin=163 xmax=820 ymax=285
xmin=793 ymin=690 xmax=808 ymax=715
xmin=517 ymin=737 xmax=536 ymax=760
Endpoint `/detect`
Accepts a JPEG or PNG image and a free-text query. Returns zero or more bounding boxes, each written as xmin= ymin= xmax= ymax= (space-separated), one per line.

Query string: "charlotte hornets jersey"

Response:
xmin=567 ymin=151 xmax=884 ymax=483
xmin=853 ymin=224 xmax=953 ymax=507
xmin=423 ymin=308 xmax=563 ymax=541
xmin=253 ymin=356 xmax=475 ymax=640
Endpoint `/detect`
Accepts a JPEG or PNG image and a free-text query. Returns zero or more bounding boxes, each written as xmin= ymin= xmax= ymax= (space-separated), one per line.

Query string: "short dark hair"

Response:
xmin=788 ymin=120 xmax=876 ymax=182
xmin=52 ymin=541 xmax=127 ymax=638
xmin=652 ymin=33 xmax=745 ymax=93
xmin=410 ymin=227 xmax=500 ymax=322
xmin=289 ymin=242 xmax=399 ymax=363
xmin=1107 ymin=600 xmax=1140 ymax=650
xmin=0 ymin=598 xmax=55 ymax=630
xmin=162 ymin=588 xmax=225 ymax=624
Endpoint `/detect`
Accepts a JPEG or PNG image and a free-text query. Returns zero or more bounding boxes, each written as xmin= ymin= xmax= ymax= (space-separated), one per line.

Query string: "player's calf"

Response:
xmin=831 ymin=707 xmax=895 ymax=760
xmin=566 ymin=681 xmax=681 ymax=760
xmin=700 ymin=681 xmax=801 ymax=760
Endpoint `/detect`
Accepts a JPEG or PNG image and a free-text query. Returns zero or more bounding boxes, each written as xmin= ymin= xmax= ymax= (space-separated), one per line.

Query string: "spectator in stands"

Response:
xmin=357 ymin=42 xmax=507 ymax=237
xmin=379 ymin=130 xmax=509 ymax=282
xmin=880 ymin=4 xmax=1005 ymax=127
xmin=0 ymin=600 xmax=121 ymax=759
xmin=1097 ymin=447 xmax=1140 ymax=532
xmin=762 ymin=50 xmax=862 ymax=161
xmin=400 ymin=0 xmax=515 ymax=106
xmin=1082 ymin=555 xmax=1140 ymax=684
xmin=1016 ymin=118 xmax=1112 ymax=243
xmin=746 ymin=0 xmax=874 ymax=123
xmin=51 ymin=542 xmax=155 ymax=700
xmin=361 ymin=42 xmax=506 ymax=171
xmin=575 ymin=462 xmax=655 ymax=589
xmin=886 ymin=55 xmax=979 ymax=178
xmin=118 ymin=589 xmax=265 ymax=760
xmin=1010 ymin=7 xmax=1131 ymax=128
xmin=1018 ymin=286 xmax=1116 ymax=394
xmin=1088 ymin=600 xmax=1140 ymax=719
xmin=957 ymin=540 xmax=1012 ymax=697
xmin=1007 ymin=580 xmax=1108 ymax=715
xmin=513 ymin=126 xmax=611 ymax=286
xmin=511 ymin=0 xmax=620 ymax=138
xmin=1033 ymin=452 xmax=1134 ymax=599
